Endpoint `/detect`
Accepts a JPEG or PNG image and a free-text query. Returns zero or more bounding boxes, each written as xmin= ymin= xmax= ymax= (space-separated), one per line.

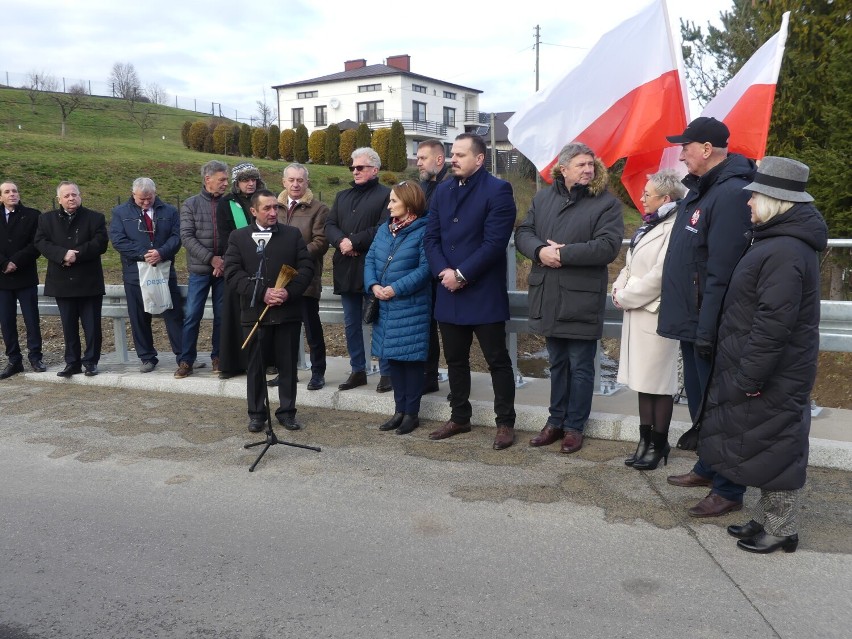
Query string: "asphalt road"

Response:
xmin=1 ymin=380 xmax=850 ymax=639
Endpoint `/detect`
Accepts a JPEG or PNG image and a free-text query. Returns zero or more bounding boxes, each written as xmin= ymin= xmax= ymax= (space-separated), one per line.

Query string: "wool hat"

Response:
xmin=231 ymin=162 xmax=260 ymax=182
xmin=666 ymin=116 xmax=729 ymax=147
xmin=743 ymin=156 xmax=814 ymax=203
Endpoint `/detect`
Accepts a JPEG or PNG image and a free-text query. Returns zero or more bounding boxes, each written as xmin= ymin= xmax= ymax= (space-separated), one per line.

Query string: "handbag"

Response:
xmin=137 ymin=260 xmax=173 ymax=314
xmin=362 ymin=237 xmax=401 ymax=325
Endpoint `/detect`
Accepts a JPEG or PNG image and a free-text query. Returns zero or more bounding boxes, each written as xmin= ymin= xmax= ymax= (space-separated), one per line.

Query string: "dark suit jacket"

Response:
xmin=109 ymin=197 xmax=181 ymax=285
xmin=0 ymin=203 xmax=41 ymax=290
xmin=35 ymin=206 xmax=108 ymax=298
xmin=224 ymin=223 xmax=314 ymax=326
xmin=423 ymin=167 xmax=516 ymax=325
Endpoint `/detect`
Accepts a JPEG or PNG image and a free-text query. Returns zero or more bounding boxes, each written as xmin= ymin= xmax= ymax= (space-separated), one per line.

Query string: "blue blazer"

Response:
xmin=423 ymin=167 xmax=516 ymax=325
xmin=110 ymin=197 xmax=181 ymax=285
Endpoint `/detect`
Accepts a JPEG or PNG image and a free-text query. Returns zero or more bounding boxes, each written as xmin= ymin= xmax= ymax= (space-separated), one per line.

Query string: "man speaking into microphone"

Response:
xmin=224 ymin=189 xmax=313 ymax=433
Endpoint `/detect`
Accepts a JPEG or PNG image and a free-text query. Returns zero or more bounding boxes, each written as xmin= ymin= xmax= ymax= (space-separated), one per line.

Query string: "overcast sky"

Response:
xmin=1 ymin=0 xmax=732 ymax=122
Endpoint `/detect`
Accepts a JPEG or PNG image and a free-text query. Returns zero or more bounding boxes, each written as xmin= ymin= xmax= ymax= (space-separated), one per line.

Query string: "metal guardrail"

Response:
xmin=33 ymin=284 xmax=852 ymax=366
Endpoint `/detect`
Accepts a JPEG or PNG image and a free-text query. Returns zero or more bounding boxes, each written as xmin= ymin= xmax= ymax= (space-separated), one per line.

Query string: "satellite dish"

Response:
xmin=329 ymin=98 xmax=340 ymax=109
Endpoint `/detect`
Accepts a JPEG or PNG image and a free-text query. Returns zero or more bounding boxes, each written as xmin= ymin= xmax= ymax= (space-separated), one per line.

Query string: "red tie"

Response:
xmin=142 ymin=210 xmax=153 ymax=236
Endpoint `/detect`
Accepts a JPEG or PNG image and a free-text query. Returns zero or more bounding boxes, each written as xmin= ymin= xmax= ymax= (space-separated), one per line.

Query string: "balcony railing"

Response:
xmin=363 ymin=119 xmax=447 ymax=136
xmin=464 ymin=110 xmax=489 ymax=124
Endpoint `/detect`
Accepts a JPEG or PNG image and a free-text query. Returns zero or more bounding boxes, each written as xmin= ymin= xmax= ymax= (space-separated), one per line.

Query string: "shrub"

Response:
xmin=339 ymin=129 xmax=357 ymax=164
xmin=380 ymin=171 xmax=399 ymax=186
xmin=230 ymin=124 xmax=241 ymax=155
xmin=251 ymin=128 xmax=268 ymax=158
xmin=294 ymin=124 xmax=309 ymax=163
xmin=181 ymin=121 xmax=192 ymax=148
xmin=212 ymin=123 xmax=233 ymax=155
xmin=308 ymin=129 xmax=326 ymax=164
xmin=355 ymin=122 xmax=372 ymax=148
xmin=279 ymin=129 xmax=295 ymax=161
xmin=203 ymin=132 xmax=214 ymax=154
xmin=267 ymin=125 xmax=281 ymax=160
xmin=326 ymin=176 xmax=341 ymax=186
xmin=371 ymin=128 xmax=390 ymax=168
xmin=188 ymin=121 xmax=209 ymax=151
xmin=324 ymin=124 xmax=341 ymax=166
xmin=239 ymin=123 xmax=252 ymax=156
xmin=387 ymin=120 xmax=407 ymax=172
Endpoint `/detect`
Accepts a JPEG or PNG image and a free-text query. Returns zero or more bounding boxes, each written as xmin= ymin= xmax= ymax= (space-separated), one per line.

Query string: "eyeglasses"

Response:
xmin=349 ymin=165 xmax=375 ymax=172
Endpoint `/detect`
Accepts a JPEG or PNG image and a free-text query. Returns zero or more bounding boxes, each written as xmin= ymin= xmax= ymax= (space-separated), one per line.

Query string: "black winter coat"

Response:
xmin=698 ymin=203 xmax=828 ymax=491
xmin=0 ymin=203 xmax=41 ymax=290
xmin=224 ymin=223 xmax=314 ymax=326
xmin=657 ymin=154 xmax=756 ymax=343
xmin=35 ymin=206 xmax=108 ymax=298
xmin=325 ymin=178 xmax=390 ymax=294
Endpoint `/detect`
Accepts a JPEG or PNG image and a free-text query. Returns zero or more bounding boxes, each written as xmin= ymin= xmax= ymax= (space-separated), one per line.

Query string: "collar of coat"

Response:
xmin=549 ymin=158 xmax=609 ymax=197
xmin=276 ymin=188 xmax=315 ymax=208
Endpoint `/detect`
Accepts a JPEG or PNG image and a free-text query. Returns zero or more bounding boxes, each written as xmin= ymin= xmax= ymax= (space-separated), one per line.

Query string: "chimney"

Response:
xmin=386 ymin=55 xmax=411 ymax=72
xmin=345 ymin=59 xmax=367 ymax=71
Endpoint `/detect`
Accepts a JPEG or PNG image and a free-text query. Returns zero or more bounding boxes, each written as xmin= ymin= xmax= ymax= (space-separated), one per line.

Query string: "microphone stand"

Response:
xmin=243 ymin=235 xmax=320 ymax=472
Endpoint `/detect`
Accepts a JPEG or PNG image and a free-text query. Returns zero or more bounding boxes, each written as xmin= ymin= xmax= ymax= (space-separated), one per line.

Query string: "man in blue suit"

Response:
xmin=109 ymin=177 xmax=183 ymax=373
xmin=423 ymin=133 xmax=518 ymax=450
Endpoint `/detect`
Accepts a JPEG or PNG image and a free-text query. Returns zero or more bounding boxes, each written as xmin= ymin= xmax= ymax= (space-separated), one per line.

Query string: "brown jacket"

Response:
xmin=277 ymin=189 xmax=329 ymax=299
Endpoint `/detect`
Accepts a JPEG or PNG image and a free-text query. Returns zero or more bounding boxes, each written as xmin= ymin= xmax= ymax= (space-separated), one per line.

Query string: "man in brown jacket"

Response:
xmin=277 ymin=163 xmax=329 ymax=390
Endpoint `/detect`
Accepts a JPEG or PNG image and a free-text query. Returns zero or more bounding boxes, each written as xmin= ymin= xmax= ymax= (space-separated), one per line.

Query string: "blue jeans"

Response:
xmin=680 ymin=340 xmax=712 ymax=422
xmin=546 ymin=337 xmax=597 ymax=433
xmin=693 ymin=457 xmax=746 ymax=503
xmin=178 ymin=273 xmax=224 ymax=365
xmin=340 ymin=292 xmax=367 ymax=373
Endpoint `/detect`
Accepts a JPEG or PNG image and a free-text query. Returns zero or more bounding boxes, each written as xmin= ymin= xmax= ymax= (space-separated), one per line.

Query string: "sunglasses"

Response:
xmin=349 ymin=165 xmax=375 ymax=172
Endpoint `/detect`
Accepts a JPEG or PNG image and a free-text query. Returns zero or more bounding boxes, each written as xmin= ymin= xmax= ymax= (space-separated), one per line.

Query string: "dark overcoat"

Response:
xmin=0 ymin=203 xmax=41 ymax=290
xmin=423 ymin=167 xmax=516 ymax=325
xmin=698 ymin=203 xmax=828 ymax=490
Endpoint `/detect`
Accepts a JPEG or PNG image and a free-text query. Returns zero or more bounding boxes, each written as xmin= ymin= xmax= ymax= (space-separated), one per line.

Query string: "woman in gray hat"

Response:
xmin=697 ymin=156 xmax=828 ymax=554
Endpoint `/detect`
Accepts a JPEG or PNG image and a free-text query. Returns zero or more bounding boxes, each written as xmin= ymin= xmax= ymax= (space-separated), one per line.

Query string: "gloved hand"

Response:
xmin=694 ymin=337 xmax=713 ymax=360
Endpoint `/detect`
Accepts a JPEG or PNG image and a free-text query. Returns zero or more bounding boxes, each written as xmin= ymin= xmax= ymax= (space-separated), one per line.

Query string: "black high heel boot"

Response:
xmin=625 ymin=424 xmax=652 ymax=466
xmin=395 ymin=414 xmax=420 ymax=435
xmin=379 ymin=412 xmax=404 ymax=431
xmin=737 ymin=531 xmax=798 ymax=554
xmin=633 ymin=431 xmax=671 ymax=470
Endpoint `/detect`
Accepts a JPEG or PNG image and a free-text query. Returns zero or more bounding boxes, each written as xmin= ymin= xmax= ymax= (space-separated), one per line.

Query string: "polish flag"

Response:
xmin=506 ymin=0 xmax=688 ymax=206
xmin=701 ymin=11 xmax=790 ymax=159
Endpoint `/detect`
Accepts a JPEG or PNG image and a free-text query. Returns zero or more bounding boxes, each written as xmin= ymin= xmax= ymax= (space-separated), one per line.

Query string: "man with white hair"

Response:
xmin=109 ymin=177 xmax=183 ymax=373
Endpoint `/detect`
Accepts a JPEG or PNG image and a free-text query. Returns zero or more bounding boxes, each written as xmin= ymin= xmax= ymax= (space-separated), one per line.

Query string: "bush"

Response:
xmin=294 ymin=124 xmax=309 ymax=163
xmin=212 ymin=123 xmax=233 ymax=155
xmin=188 ymin=121 xmax=209 ymax=151
xmin=356 ymin=122 xmax=372 ymax=148
xmin=380 ymin=171 xmax=399 ymax=186
xmin=308 ymin=130 xmax=326 ymax=164
xmin=239 ymin=123 xmax=252 ymax=156
xmin=181 ymin=121 xmax=192 ymax=148
xmin=371 ymin=128 xmax=390 ymax=168
xmin=251 ymin=128 xmax=268 ymax=158
xmin=203 ymin=132 xmax=214 ymax=154
xmin=267 ymin=125 xmax=281 ymax=160
xmin=230 ymin=124 xmax=241 ymax=155
xmin=279 ymin=129 xmax=295 ymax=161
xmin=324 ymin=124 xmax=341 ymax=166
xmin=387 ymin=120 xmax=407 ymax=171
xmin=326 ymin=176 xmax=341 ymax=186
xmin=339 ymin=129 xmax=357 ymax=164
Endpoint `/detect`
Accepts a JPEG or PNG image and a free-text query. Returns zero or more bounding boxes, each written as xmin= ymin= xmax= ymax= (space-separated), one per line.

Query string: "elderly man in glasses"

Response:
xmin=326 ymin=147 xmax=391 ymax=392
xmin=109 ymin=177 xmax=183 ymax=373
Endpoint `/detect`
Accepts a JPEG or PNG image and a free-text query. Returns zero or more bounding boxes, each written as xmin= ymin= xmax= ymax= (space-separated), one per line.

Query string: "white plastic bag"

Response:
xmin=137 ymin=261 xmax=173 ymax=314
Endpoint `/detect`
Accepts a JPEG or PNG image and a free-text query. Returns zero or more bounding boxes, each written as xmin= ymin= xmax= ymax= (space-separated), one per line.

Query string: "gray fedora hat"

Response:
xmin=743 ymin=156 xmax=813 ymax=203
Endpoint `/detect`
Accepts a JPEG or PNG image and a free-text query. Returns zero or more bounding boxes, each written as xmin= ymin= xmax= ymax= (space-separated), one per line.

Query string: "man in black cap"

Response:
xmin=657 ymin=117 xmax=757 ymax=518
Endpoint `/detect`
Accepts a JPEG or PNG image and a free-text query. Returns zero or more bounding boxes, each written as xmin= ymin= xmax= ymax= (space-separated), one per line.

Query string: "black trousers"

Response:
xmin=0 ymin=285 xmax=42 ymax=365
xmin=439 ymin=321 xmax=516 ymax=427
xmin=425 ymin=278 xmax=441 ymax=381
xmin=124 ymin=280 xmax=183 ymax=364
xmin=244 ymin=321 xmax=300 ymax=420
xmin=302 ymin=296 xmax=326 ymax=376
xmin=56 ymin=295 xmax=102 ymax=366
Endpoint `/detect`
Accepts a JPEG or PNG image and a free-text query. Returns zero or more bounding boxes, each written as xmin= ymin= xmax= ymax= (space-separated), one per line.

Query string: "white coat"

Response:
xmin=612 ymin=210 xmax=678 ymax=395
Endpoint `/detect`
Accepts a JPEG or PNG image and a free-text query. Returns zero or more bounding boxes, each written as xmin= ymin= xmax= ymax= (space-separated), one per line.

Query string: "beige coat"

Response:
xmin=612 ymin=211 xmax=678 ymax=395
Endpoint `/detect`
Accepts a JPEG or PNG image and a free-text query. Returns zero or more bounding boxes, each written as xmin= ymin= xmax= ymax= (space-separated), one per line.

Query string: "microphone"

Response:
xmin=251 ymin=231 xmax=272 ymax=254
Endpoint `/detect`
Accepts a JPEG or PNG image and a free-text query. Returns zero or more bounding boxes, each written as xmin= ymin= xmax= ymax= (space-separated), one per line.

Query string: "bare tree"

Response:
xmin=24 ymin=70 xmax=58 ymax=113
xmin=47 ymin=84 xmax=87 ymax=137
xmin=255 ymin=88 xmax=278 ymax=130
xmin=125 ymin=91 xmax=159 ymax=145
xmin=109 ymin=62 xmax=141 ymax=99
xmin=145 ymin=82 xmax=169 ymax=105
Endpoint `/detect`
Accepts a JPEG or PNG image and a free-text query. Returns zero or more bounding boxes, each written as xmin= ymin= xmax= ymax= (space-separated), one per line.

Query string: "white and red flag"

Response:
xmin=506 ymin=0 xmax=688 ymax=209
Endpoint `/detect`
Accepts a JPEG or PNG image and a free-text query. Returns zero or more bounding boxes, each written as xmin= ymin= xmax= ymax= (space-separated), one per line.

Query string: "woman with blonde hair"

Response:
xmin=612 ymin=169 xmax=685 ymax=469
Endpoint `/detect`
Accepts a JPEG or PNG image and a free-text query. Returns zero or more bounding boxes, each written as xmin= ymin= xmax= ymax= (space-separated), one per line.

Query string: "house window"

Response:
xmin=297 ymin=90 xmax=317 ymax=99
xmin=315 ymin=105 xmax=327 ymax=127
xmin=443 ymin=91 xmax=456 ymax=100
xmin=443 ymin=107 xmax=456 ymax=128
xmin=413 ymin=101 xmax=427 ymax=123
xmin=412 ymin=84 xmax=427 ymax=94
xmin=357 ymin=101 xmax=383 ymax=123
xmin=358 ymin=83 xmax=381 ymax=93
xmin=292 ymin=108 xmax=303 ymax=127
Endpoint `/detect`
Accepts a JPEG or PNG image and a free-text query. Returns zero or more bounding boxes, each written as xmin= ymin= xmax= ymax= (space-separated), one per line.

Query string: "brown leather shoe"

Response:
xmin=530 ymin=424 xmax=563 ymax=447
xmin=174 ymin=361 xmax=192 ymax=379
xmin=667 ymin=471 xmax=712 ymax=488
xmin=428 ymin=420 xmax=471 ymax=440
xmin=338 ymin=370 xmax=367 ymax=391
xmin=687 ymin=492 xmax=743 ymax=518
xmin=560 ymin=429 xmax=584 ymax=454
xmin=493 ymin=425 xmax=515 ymax=450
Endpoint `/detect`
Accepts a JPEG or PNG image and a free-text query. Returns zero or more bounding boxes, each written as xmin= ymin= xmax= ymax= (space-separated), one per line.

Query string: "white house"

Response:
xmin=272 ymin=54 xmax=485 ymax=159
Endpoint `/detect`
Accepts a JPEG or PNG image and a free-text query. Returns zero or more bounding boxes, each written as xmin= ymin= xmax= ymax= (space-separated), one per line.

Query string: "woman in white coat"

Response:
xmin=612 ymin=170 xmax=685 ymax=470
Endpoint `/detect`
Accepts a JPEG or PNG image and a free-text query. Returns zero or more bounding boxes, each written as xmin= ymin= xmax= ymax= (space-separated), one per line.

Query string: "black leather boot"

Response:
xmin=633 ymin=431 xmax=671 ymax=470
xmin=625 ymin=424 xmax=652 ymax=466
xmin=379 ymin=412 xmax=404 ymax=431
xmin=395 ymin=414 xmax=420 ymax=435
